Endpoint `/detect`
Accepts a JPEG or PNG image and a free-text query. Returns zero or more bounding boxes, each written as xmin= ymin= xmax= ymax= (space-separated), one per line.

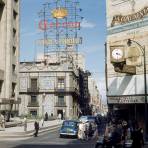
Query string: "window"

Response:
xmin=13 ymin=10 xmax=17 ymax=20
xmin=30 ymin=110 xmax=37 ymax=116
xmin=31 ymin=78 xmax=37 ymax=89
xmin=0 ymin=80 xmax=3 ymax=93
xmin=12 ymin=83 xmax=16 ymax=97
xmin=12 ymin=64 xmax=16 ymax=73
xmin=13 ymin=46 xmax=16 ymax=55
xmin=57 ymin=78 xmax=65 ymax=89
xmin=31 ymin=96 xmax=37 ymax=103
xmin=13 ymin=28 xmax=16 ymax=38
xmin=14 ymin=0 xmax=18 ymax=3
xmin=58 ymin=96 xmax=65 ymax=106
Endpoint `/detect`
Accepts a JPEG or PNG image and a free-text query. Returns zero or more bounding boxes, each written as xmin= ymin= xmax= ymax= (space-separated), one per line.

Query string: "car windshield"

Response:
xmin=63 ymin=121 xmax=77 ymax=127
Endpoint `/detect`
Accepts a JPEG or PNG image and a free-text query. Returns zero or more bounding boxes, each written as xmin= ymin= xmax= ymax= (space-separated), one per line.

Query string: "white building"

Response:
xmin=0 ymin=0 xmax=20 ymax=116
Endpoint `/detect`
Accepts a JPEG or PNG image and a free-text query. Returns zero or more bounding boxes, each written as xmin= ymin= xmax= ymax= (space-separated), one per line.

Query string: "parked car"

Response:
xmin=59 ymin=120 xmax=79 ymax=138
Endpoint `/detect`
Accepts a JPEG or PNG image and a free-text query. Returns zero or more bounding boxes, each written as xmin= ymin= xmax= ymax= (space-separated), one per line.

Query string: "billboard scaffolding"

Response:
xmin=37 ymin=0 xmax=83 ymax=64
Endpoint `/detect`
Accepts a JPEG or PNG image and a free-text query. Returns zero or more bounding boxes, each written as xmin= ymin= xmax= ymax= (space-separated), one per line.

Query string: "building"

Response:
xmin=88 ymin=77 xmax=104 ymax=115
xmin=106 ymin=0 xmax=148 ymax=130
xmin=78 ymin=69 xmax=91 ymax=115
xmin=19 ymin=58 xmax=79 ymax=119
xmin=0 ymin=0 xmax=20 ymax=119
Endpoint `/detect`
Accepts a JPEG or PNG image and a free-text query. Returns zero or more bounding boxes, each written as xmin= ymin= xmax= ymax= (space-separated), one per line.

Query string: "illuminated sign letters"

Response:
xmin=38 ymin=20 xmax=80 ymax=30
xmin=37 ymin=37 xmax=82 ymax=46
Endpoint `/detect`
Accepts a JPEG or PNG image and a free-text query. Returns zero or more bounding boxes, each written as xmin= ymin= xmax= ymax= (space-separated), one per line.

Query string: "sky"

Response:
xmin=20 ymin=0 xmax=107 ymax=103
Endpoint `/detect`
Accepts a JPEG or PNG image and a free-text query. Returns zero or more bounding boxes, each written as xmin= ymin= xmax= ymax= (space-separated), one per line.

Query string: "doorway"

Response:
xmin=57 ymin=109 xmax=63 ymax=119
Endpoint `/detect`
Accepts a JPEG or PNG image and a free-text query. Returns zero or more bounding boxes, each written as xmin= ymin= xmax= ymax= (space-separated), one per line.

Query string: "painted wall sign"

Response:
xmin=111 ymin=6 xmax=148 ymax=27
xmin=107 ymin=17 xmax=148 ymax=35
xmin=108 ymin=96 xmax=146 ymax=104
xmin=37 ymin=37 xmax=82 ymax=46
xmin=38 ymin=20 xmax=80 ymax=30
xmin=51 ymin=7 xmax=68 ymax=19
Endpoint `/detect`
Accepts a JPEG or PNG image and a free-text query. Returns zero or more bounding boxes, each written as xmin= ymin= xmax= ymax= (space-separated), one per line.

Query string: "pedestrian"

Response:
xmin=58 ymin=113 xmax=62 ymax=120
xmin=44 ymin=112 xmax=48 ymax=121
xmin=41 ymin=118 xmax=44 ymax=127
xmin=84 ymin=121 xmax=90 ymax=140
xmin=131 ymin=121 xmax=144 ymax=148
xmin=78 ymin=121 xmax=83 ymax=140
xmin=24 ymin=116 xmax=27 ymax=132
xmin=34 ymin=121 xmax=39 ymax=137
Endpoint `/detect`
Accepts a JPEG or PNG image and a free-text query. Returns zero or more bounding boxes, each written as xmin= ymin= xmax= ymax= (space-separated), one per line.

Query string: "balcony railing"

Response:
xmin=55 ymin=102 xmax=66 ymax=107
xmin=28 ymin=101 xmax=39 ymax=107
xmin=54 ymin=87 xmax=79 ymax=95
xmin=27 ymin=87 xmax=39 ymax=93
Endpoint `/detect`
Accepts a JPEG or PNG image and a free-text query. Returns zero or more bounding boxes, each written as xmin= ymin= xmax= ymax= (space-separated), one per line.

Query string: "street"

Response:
xmin=0 ymin=129 xmax=96 ymax=148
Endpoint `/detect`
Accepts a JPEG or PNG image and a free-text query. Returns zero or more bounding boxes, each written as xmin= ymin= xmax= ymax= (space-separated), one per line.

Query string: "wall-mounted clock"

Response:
xmin=110 ymin=45 xmax=125 ymax=63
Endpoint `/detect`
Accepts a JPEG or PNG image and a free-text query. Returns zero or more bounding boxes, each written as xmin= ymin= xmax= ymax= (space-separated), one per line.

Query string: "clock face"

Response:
xmin=112 ymin=48 xmax=123 ymax=60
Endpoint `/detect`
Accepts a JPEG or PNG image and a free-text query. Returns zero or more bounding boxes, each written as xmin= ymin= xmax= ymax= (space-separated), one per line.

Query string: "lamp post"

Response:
xmin=42 ymin=93 xmax=46 ymax=117
xmin=127 ymin=39 xmax=147 ymax=140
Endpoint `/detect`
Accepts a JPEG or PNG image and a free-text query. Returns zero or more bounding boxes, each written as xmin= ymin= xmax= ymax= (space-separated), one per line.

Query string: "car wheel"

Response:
xmin=59 ymin=134 xmax=63 ymax=138
xmin=95 ymin=143 xmax=103 ymax=148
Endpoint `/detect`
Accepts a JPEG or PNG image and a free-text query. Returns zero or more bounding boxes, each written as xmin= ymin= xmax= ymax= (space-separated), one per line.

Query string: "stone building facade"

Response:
xmin=19 ymin=60 xmax=79 ymax=119
xmin=106 ymin=0 xmax=148 ymax=128
xmin=0 ymin=0 xmax=20 ymax=117
xmin=88 ymin=77 xmax=104 ymax=115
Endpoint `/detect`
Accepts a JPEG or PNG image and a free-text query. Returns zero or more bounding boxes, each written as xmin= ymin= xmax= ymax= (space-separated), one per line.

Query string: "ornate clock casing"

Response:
xmin=110 ymin=45 xmax=125 ymax=63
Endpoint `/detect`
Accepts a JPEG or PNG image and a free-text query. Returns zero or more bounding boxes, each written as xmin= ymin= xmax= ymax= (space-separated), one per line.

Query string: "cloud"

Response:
xmin=81 ymin=19 xmax=96 ymax=28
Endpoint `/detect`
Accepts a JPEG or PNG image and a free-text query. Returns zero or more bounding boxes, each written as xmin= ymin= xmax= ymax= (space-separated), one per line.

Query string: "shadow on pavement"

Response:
xmin=13 ymin=144 xmax=95 ymax=148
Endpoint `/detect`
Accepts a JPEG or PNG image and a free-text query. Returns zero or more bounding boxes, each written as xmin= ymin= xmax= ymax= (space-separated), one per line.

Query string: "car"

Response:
xmin=59 ymin=120 xmax=79 ymax=138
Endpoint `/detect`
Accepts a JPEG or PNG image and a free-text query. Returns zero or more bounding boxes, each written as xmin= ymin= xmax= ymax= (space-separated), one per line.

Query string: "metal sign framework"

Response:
xmin=38 ymin=0 xmax=83 ymax=63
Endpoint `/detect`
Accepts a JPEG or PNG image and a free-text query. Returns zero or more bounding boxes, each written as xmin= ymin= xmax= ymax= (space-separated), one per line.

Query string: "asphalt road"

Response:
xmin=0 ymin=128 xmax=97 ymax=148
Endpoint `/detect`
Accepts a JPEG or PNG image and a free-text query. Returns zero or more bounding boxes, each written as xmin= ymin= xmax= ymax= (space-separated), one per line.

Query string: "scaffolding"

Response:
xmin=37 ymin=0 xmax=83 ymax=64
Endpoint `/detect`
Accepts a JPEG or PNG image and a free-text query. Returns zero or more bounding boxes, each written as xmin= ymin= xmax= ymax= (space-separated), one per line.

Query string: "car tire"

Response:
xmin=95 ymin=143 xmax=103 ymax=148
xmin=59 ymin=134 xmax=63 ymax=138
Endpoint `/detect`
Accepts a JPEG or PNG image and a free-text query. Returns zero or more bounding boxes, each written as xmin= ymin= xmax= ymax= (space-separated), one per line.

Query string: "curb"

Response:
xmin=0 ymin=124 xmax=62 ymax=139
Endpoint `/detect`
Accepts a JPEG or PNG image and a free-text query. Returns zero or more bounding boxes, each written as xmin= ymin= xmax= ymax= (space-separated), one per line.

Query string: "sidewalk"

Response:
xmin=0 ymin=119 xmax=63 ymax=140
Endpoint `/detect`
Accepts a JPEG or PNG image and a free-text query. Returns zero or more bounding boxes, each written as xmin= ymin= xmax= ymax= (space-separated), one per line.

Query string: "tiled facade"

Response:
xmin=19 ymin=60 xmax=79 ymax=119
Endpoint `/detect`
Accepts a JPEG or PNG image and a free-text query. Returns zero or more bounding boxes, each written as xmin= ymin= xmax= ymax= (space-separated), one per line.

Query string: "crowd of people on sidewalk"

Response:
xmin=103 ymin=119 xmax=144 ymax=148
xmin=78 ymin=120 xmax=97 ymax=140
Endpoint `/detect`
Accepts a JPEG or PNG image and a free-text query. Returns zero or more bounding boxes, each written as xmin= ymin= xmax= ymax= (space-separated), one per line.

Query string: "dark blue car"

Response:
xmin=59 ymin=120 xmax=79 ymax=138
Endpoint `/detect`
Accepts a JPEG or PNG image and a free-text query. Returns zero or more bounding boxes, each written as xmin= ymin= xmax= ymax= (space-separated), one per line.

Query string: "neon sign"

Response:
xmin=37 ymin=37 xmax=82 ymax=45
xmin=38 ymin=20 xmax=80 ymax=30
xmin=51 ymin=7 xmax=68 ymax=19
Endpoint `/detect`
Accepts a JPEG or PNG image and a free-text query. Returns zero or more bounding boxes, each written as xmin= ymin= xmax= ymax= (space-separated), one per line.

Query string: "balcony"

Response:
xmin=55 ymin=102 xmax=66 ymax=107
xmin=28 ymin=101 xmax=39 ymax=107
xmin=27 ymin=87 xmax=39 ymax=93
xmin=54 ymin=87 xmax=79 ymax=96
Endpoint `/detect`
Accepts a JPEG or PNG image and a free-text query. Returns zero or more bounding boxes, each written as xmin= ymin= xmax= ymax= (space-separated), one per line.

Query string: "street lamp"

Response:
xmin=42 ymin=93 xmax=46 ymax=117
xmin=127 ymin=39 xmax=147 ymax=140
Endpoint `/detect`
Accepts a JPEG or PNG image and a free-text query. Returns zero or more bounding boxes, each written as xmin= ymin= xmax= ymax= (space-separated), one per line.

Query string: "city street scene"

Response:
xmin=0 ymin=0 xmax=148 ymax=148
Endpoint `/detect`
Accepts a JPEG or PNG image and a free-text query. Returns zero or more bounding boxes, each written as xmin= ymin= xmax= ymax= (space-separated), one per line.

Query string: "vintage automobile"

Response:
xmin=59 ymin=120 xmax=79 ymax=138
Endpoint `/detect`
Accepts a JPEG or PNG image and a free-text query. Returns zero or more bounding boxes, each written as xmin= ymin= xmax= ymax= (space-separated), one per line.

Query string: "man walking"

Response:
xmin=34 ymin=121 xmax=39 ymax=137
